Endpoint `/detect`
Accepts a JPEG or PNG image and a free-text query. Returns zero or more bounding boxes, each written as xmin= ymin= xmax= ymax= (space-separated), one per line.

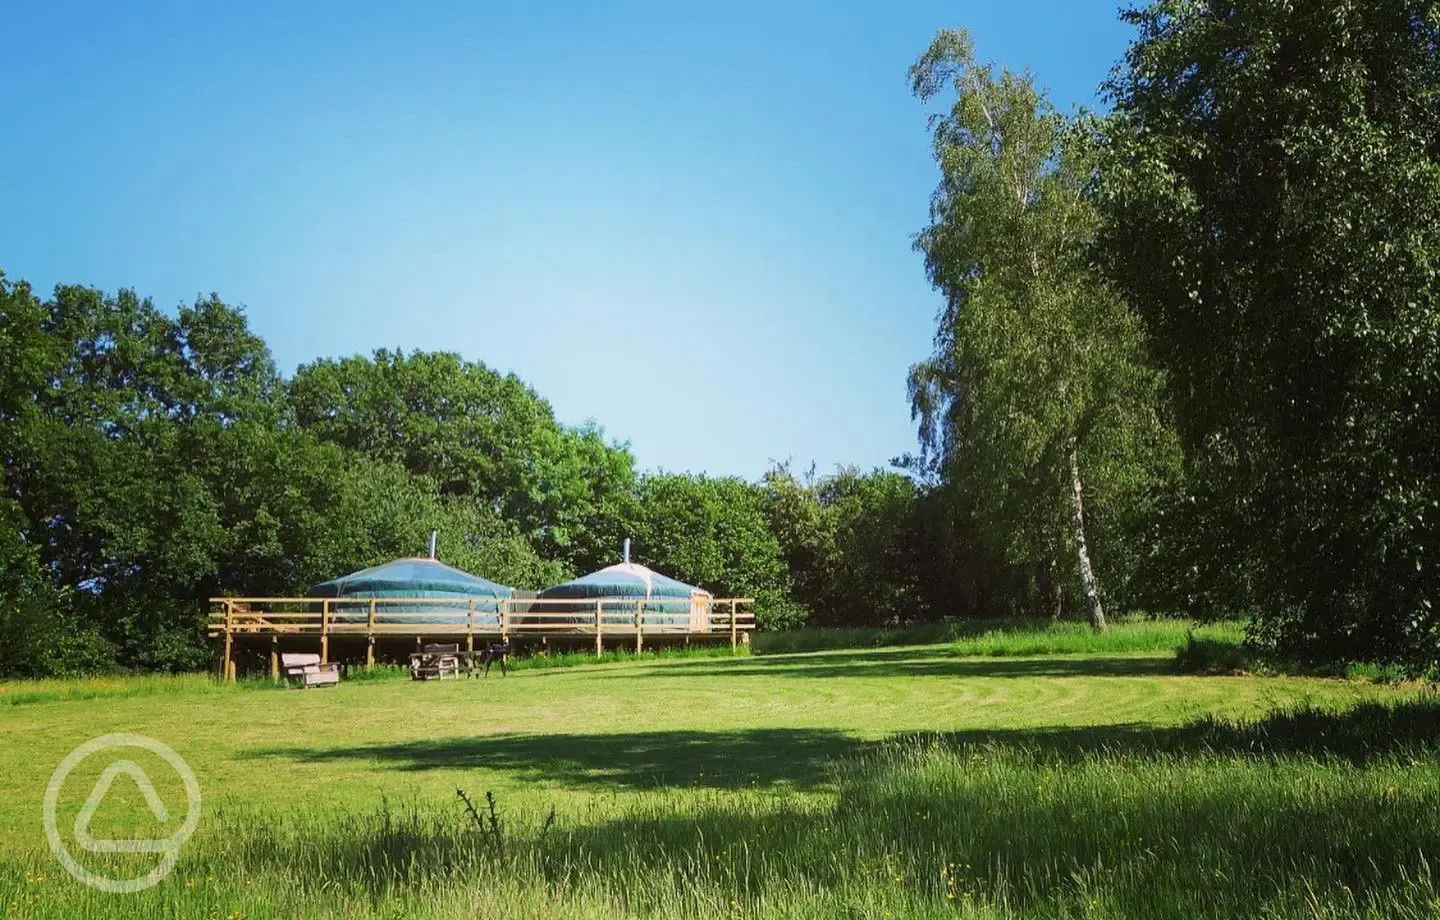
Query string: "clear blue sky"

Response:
xmin=1 ymin=0 xmax=1131 ymax=479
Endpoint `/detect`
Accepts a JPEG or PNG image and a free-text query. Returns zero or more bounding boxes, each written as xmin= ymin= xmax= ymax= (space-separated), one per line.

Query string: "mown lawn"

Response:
xmin=2 ymin=623 xmax=1437 ymax=918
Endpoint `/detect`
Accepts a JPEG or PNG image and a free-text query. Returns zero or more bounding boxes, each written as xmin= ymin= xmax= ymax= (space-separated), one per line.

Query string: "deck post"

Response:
xmin=500 ymin=599 xmax=509 ymax=644
xmin=366 ymin=599 xmax=376 ymax=668
xmin=222 ymin=601 xmax=234 ymax=683
xmin=320 ymin=599 xmax=330 ymax=665
xmin=634 ymin=599 xmax=643 ymax=654
xmin=594 ymin=600 xmax=604 ymax=657
xmin=730 ymin=599 xmax=738 ymax=653
xmin=269 ymin=634 xmax=279 ymax=682
xmin=466 ymin=600 xmax=475 ymax=662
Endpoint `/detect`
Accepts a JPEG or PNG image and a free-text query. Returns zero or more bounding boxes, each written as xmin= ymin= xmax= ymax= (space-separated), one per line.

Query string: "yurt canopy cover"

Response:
xmin=310 ymin=557 xmax=513 ymax=623
xmin=540 ymin=562 xmax=710 ymax=600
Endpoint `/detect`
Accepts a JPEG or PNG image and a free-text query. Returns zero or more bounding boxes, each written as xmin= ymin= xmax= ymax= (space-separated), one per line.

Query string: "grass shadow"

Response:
xmin=594 ymin=648 xmax=1175 ymax=680
xmin=247 ymin=693 xmax=1440 ymax=807
xmin=248 ymin=727 xmax=864 ymax=790
xmin=902 ymin=692 xmax=1440 ymax=764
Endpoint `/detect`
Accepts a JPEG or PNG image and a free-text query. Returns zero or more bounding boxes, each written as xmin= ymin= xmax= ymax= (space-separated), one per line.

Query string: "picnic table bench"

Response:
xmin=407 ymin=642 xmax=511 ymax=679
xmin=280 ymin=652 xmax=340 ymax=688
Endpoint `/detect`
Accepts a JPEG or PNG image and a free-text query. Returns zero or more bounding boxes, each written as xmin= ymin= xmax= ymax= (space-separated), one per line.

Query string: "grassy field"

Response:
xmin=2 ymin=621 xmax=1437 ymax=918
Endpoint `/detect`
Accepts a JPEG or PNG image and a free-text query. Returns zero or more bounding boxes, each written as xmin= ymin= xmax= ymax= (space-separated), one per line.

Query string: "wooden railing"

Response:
xmin=208 ymin=596 xmax=756 ymax=681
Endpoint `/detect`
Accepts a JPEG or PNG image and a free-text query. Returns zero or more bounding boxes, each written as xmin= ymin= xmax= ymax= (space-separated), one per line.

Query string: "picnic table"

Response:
xmin=409 ymin=643 xmax=462 ymax=680
xmin=409 ymin=642 xmax=511 ymax=679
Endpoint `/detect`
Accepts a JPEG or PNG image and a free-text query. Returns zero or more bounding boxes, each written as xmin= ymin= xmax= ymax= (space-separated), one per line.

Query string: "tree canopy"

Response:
xmin=1097 ymin=0 xmax=1440 ymax=665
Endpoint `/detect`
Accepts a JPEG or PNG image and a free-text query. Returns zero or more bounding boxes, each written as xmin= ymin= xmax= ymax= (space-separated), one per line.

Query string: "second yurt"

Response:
xmin=537 ymin=541 xmax=712 ymax=633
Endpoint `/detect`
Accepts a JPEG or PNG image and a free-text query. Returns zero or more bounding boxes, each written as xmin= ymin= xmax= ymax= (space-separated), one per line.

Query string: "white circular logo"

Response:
xmin=43 ymin=733 xmax=201 ymax=893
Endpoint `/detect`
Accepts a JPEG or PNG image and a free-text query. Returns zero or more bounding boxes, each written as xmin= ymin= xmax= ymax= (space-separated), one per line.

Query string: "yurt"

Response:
xmin=537 ymin=541 xmax=712 ymax=632
xmin=310 ymin=540 xmax=513 ymax=626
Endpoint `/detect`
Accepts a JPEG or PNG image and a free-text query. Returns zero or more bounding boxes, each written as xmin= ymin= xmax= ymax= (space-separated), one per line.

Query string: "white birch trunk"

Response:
xmin=1068 ymin=439 xmax=1107 ymax=632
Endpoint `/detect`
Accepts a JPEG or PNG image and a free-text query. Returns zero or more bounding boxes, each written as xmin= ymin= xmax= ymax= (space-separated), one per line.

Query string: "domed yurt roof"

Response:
xmin=310 ymin=557 xmax=513 ymax=600
xmin=540 ymin=542 xmax=710 ymax=600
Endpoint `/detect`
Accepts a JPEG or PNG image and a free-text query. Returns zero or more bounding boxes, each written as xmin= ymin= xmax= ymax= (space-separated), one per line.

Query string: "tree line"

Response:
xmin=4 ymin=0 xmax=1438 ymax=675
xmin=0 ymin=279 xmax=1020 ymax=675
xmin=909 ymin=0 xmax=1440 ymax=670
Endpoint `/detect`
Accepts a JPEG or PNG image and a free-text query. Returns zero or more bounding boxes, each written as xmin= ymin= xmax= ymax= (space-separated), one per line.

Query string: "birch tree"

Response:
xmin=907 ymin=30 xmax=1176 ymax=630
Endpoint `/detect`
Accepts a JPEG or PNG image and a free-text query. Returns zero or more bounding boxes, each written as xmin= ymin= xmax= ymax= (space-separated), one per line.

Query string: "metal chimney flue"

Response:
xmin=428 ymin=530 xmax=438 ymax=560
xmin=623 ymin=537 xmax=631 ymax=563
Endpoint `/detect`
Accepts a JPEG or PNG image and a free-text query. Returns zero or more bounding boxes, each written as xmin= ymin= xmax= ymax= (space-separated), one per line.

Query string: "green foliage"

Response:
xmin=632 ymin=473 xmax=795 ymax=628
xmin=763 ymin=465 xmax=938 ymax=626
xmin=1098 ymin=0 xmax=1440 ymax=666
xmin=907 ymin=30 xmax=1182 ymax=625
xmin=0 ymin=278 xmax=577 ymax=676
xmin=10 ymin=268 xmax=926 ymax=677
xmin=290 ymin=351 xmax=639 ymax=573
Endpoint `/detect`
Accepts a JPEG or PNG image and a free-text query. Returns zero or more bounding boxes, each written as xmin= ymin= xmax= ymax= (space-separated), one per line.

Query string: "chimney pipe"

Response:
xmin=428 ymin=531 xmax=438 ymax=560
xmin=623 ymin=537 xmax=631 ymax=563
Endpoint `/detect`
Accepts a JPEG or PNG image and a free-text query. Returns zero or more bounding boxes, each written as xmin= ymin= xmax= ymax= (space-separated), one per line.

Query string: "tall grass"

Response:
xmin=755 ymin=617 xmax=1245 ymax=658
xmin=0 ymin=673 xmax=251 ymax=708
xmin=7 ymin=694 xmax=1439 ymax=919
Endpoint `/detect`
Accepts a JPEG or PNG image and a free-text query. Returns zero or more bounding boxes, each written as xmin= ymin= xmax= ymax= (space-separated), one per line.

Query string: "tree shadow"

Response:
xmin=909 ymin=692 xmax=1440 ymax=764
xmin=247 ymin=727 xmax=865 ymax=791
xmin=246 ymin=692 xmax=1440 ymax=806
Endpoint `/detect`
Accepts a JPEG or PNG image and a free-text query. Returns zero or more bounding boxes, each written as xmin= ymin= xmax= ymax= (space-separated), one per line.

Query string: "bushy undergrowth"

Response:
xmin=8 ymin=695 xmax=1440 ymax=919
xmin=1174 ymin=630 xmax=1433 ymax=683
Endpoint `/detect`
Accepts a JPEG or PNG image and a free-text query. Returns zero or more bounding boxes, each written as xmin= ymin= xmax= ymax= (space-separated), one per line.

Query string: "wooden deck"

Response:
xmin=208 ymin=596 xmax=755 ymax=681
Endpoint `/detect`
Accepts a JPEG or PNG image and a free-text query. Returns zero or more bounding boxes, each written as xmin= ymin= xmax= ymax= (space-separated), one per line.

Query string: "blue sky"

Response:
xmin=1 ymin=1 xmax=1131 ymax=478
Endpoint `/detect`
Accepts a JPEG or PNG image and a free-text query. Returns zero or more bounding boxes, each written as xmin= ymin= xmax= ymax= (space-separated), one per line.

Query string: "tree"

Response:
xmin=633 ymin=473 xmax=798 ymax=629
xmin=907 ymin=29 xmax=1179 ymax=630
xmin=1098 ymin=0 xmax=1440 ymax=665
xmin=0 ymin=282 xmax=291 ymax=668
xmin=763 ymin=465 xmax=931 ymax=627
xmin=290 ymin=351 xmax=639 ymax=571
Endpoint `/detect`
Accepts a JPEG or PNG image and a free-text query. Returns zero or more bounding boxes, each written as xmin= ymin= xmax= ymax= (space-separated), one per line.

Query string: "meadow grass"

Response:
xmin=752 ymin=616 xmax=1243 ymax=658
xmin=0 ymin=672 xmax=251 ymax=708
xmin=1 ymin=637 xmax=1434 ymax=918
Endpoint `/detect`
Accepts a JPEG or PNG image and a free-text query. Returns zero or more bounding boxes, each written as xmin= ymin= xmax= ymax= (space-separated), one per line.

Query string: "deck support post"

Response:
xmin=222 ymin=601 xmax=235 ymax=683
xmin=634 ymin=599 xmax=643 ymax=654
xmin=466 ymin=600 xmax=475 ymax=663
xmin=730 ymin=599 xmax=738 ymax=653
xmin=500 ymin=600 xmax=509 ymax=645
xmin=269 ymin=634 xmax=279 ymax=682
xmin=320 ymin=599 xmax=330 ymax=665
xmin=366 ymin=599 xmax=376 ymax=668
xmin=594 ymin=600 xmax=604 ymax=657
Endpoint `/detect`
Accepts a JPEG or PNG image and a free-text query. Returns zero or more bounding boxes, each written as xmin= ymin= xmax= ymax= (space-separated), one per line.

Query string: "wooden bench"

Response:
xmin=410 ymin=643 xmax=461 ymax=680
xmin=280 ymin=652 xmax=340 ymax=688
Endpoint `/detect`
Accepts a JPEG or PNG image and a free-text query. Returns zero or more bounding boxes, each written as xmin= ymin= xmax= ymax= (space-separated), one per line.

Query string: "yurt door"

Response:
xmin=690 ymin=591 xmax=711 ymax=632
